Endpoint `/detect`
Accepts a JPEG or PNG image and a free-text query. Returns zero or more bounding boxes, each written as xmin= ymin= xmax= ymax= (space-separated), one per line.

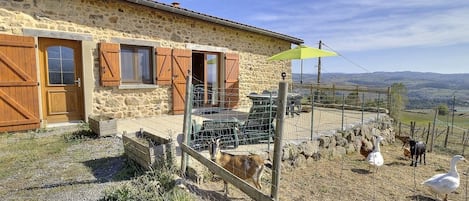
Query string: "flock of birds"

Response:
xmin=360 ymin=132 xmax=466 ymax=201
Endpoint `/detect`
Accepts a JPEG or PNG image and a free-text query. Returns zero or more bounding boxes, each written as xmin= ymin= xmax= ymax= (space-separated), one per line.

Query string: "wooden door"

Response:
xmin=0 ymin=34 xmax=40 ymax=132
xmin=39 ymin=38 xmax=84 ymax=123
xmin=171 ymin=49 xmax=191 ymax=115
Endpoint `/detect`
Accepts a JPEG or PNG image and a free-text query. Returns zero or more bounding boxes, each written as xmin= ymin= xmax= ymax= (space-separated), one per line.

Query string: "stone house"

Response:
xmin=0 ymin=0 xmax=303 ymax=132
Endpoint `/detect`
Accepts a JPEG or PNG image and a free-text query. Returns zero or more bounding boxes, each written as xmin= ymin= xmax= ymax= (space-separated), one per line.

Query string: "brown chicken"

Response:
xmin=360 ymin=139 xmax=374 ymax=159
xmin=403 ymin=147 xmax=411 ymax=159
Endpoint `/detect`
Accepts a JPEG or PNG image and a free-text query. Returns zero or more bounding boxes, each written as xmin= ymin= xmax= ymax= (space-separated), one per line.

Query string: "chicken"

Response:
xmin=403 ymin=147 xmax=411 ymax=159
xmin=360 ymin=139 xmax=374 ymax=159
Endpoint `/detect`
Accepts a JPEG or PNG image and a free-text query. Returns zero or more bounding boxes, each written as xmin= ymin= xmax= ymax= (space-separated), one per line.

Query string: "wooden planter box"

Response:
xmin=88 ymin=115 xmax=117 ymax=137
xmin=122 ymin=129 xmax=175 ymax=170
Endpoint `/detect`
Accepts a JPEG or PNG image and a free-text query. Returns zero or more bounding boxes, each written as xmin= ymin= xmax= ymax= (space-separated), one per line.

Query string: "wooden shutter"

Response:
xmin=171 ymin=49 xmax=191 ymax=115
xmin=99 ymin=43 xmax=120 ymax=86
xmin=0 ymin=34 xmax=40 ymax=132
xmin=224 ymin=53 xmax=239 ymax=108
xmin=155 ymin=47 xmax=172 ymax=85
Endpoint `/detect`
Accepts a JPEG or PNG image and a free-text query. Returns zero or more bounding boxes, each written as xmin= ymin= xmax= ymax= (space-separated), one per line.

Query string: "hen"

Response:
xmin=360 ymin=139 xmax=373 ymax=159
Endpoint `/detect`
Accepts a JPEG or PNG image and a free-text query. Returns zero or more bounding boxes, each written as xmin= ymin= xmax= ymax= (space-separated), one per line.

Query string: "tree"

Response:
xmin=390 ymin=83 xmax=408 ymax=122
xmin=345 ymin=92 xmax=361 ymax=106
xmin=437 ymin=104 xmax=449 ymax=116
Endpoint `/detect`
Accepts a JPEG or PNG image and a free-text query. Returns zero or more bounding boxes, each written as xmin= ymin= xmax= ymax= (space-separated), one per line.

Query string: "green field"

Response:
xmin=398 ymin=110 xmax=469 ymax=155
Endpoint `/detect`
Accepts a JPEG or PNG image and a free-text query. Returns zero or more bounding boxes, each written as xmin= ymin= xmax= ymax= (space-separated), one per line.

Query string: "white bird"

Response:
xmin=422 ymin=155 xmax=466 ymax=201
xmin=366 ymin=135 xmax=384 ymax=172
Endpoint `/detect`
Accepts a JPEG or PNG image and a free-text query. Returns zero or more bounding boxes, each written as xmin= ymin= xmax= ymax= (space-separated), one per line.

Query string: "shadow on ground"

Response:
xmin=351 ymin=168 xmax=371 ymax=174
xmin=82 ymin=155 xmax=131 ymax=182
xmin=407 ymin=194 xmax=438 ymax=201
xmin=186 ymin=182 xmax=247 ymax=201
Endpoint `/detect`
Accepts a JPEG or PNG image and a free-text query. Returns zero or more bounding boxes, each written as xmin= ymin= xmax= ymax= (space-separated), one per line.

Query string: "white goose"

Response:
xmin=422 ymin=155 xmax=466 ymax=201
xmin=366 ymin=135 xmax=384 ymax=172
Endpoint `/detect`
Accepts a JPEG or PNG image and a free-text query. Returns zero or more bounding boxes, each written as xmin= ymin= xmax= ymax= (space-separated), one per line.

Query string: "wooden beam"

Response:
xmin=180 ymin=143 xmax=273 ymax=201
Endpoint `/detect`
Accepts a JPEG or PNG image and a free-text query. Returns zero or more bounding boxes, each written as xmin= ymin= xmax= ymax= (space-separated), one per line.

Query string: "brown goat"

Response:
xmin=395 ymin=134 xmax=412 ymax=148
xmin=209 ymin=139 xmax=265 ymax=196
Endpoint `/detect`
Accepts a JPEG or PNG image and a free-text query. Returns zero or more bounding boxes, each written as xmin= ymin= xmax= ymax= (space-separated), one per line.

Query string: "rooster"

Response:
xmin=360 ymin=139 xmax=374 ymax=159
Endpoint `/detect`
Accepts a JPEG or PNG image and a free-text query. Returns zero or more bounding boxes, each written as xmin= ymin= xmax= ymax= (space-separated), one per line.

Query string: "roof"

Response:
xmin=124 ymin=0 xmax=304 ymax=44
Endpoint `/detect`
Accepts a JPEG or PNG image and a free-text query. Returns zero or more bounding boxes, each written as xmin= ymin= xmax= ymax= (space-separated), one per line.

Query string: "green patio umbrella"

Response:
xmin=268 ymin=44 xmax=337 ymax=83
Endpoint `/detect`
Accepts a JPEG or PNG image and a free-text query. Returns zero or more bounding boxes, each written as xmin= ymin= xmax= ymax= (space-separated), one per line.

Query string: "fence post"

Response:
xmin=410 ymin=121 xmax=415 ymax=139
xmin=451 ymin=96 xmax=455 ymax=136
xmin=332 ymin=83 xmax=336 ymax=103
xmin=310 ymin=94 xmax=315 ymax=141
xmin=268 ymin=92 xmax=273 ymax=151
xmin=426 ymin=122 xmax=431 ymax=145
xmin=271 ymin=81 xmax=287 ymax=200
xmin=181 ymin=73 xmax=192 ymax=175
xmin=398 ymin=122 xmax=402 ymax=136
xmin=462 ymin=131 xmax=467 ymax=155
xmin=430 ymin=108 xmax=438 ymax=152
xmin=376 ymin=93 xmax=381 ymax=121
xmin=341 ymin=93 xmax=345 ymax=131
xmin=361 ymin=93 xmax=364 ymax=125
xmin=444 ymin=126 xmax=450 ymax=148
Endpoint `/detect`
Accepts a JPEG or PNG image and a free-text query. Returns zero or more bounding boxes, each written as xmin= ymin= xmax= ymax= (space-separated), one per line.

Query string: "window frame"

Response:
xmin=120 ymin=44 xmax=154 ymax=85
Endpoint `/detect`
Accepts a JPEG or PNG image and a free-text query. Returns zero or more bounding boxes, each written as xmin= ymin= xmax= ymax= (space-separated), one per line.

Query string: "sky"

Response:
xmin=159 ymin=0 xmax=469 ymax=74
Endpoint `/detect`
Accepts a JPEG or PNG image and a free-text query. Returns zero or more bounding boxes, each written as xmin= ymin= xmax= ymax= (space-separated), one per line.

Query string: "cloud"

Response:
xmin=247 ymin=0 xmax=469 ymax=52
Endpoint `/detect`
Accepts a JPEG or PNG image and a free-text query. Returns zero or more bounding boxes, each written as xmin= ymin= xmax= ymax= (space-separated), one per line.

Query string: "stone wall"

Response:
xmin=279 ymin=116 xmax=395 ymax=168
xmin=0 ymin=0 xmax=293 ymax=119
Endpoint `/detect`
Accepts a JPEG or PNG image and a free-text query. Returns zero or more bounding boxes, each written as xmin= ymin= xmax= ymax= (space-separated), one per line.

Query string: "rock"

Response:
xmin=332 ymin=146 xmax=347 ymax=159
xmin=319 ymin=147 xmax=332 ymax=160
xmin=299 ymin=140 xmax=319 ymax=157
xmin=282 ymin=144 xmax=300 ymax=161
xmin=292 ymin=154 xmax=307 ymax=168
xmin=329 ymin=137 xmax=336 ymax=147
xmin=318 ymin=136 xmax=330 ymax=148
xmin=345 ymin=143 xmax=356 ymax=154
xmin=335 ymin=136 xmax=348 ymax=147
xmin=311 ymin=152 xmax=321 ymax=161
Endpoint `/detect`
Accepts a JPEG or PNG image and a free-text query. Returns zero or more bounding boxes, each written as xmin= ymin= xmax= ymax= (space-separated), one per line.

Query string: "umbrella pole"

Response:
xmin=300 ymin=60 xmax=303 ymax=84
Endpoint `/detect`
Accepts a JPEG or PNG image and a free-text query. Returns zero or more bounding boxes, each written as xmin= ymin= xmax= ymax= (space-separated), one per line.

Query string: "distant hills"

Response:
xmin=293 ymin=71 xmax=469 ymax=109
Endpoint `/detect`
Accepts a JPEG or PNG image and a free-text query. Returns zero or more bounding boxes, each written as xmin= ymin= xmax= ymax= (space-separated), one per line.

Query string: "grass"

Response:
xmin=0 ymin=132 xmax=68 ymax=179
xmin=100 ymin=159 xmax=196 ymax=201
xmin=0 ymin=127 xmax=196 ymax=201
xmin=400 ymin=110 xmax=469 ymax=128
xmin=399 ymin=110 xmax=469 ymax=156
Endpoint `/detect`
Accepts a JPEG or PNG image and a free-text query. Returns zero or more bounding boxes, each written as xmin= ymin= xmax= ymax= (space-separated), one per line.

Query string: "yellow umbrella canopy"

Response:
xmin=268 ymin=44 xmax=337 ymax=60
xmin=268 ymin=44 xmax=337 ymax=83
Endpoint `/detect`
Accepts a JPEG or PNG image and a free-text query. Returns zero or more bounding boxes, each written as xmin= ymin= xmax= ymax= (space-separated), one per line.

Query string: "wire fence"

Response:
xmin=182 ymin=79 xmax=469 ymax=200
xmin=182 ymin=80 xmax=393 ymax=199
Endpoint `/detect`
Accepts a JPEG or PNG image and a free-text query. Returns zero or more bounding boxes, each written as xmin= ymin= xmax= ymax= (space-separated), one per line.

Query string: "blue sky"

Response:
xmin=160 ymin=0 xmax=469 ymax=74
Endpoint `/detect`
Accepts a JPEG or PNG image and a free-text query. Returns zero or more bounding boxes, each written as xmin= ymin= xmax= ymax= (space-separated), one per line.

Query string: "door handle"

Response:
xmin=75 ymin=78 xmax=81 ymax=88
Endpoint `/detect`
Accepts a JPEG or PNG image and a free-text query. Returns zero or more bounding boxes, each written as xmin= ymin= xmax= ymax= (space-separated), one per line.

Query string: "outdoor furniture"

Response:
xmin=190 ymin=90 xmax=301 ymax=148
xmin=190 ymin=119 xmax=240 ymax=149
xmin=238 ymin=103 xmax=277 ymax=144
xmin=249 ymin=91 xmax=303 ymax=117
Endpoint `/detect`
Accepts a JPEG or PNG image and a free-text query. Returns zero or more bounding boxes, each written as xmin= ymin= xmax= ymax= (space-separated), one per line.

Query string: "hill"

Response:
xmin=294 ymin=71 xmax=469 ymax=109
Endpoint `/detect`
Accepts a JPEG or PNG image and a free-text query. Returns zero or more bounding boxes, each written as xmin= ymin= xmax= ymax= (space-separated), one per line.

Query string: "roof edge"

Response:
xmin=124 ymin=0 xmax=304 ymax=44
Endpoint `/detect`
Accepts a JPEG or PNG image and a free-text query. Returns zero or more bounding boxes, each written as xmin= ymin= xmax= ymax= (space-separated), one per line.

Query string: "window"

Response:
xmin=47 ymin=46 xmax=75 ymax=85
xmin=120 ymin=45 xmax=153 ymax=84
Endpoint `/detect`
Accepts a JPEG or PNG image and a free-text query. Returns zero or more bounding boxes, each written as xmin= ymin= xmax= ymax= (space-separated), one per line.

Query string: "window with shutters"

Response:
xmin=120 ymin=45 xmax=153 ymax=84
